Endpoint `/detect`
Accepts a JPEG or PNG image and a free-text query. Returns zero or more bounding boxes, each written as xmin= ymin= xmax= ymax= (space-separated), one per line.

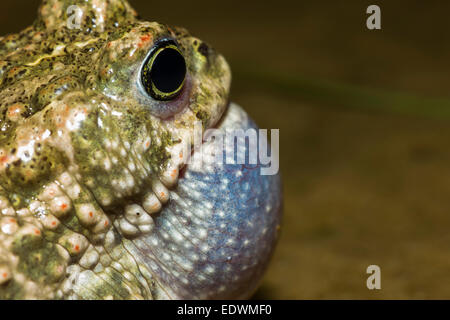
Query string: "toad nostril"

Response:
xmin=197 ymin=42 xmax=209 ymax=57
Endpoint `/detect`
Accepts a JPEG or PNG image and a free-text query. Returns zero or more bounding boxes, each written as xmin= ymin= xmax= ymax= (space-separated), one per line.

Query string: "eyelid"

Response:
xmin=142 ymin=38 xmax=179 ymax=65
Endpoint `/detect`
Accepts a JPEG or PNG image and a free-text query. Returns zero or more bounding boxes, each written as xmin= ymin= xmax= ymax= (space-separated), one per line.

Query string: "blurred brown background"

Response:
xmin=3 ymin=0 xmax=450 ymax=299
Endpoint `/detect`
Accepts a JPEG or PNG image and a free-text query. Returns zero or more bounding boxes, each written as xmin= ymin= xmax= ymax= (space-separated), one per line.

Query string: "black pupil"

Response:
xmin=150 ymin=47 xmax=186 ymax=94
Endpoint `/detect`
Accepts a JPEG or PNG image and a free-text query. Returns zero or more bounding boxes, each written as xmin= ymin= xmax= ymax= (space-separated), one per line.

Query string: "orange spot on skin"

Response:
xmin=8 ymin=67 xmax=18 ymax=75
xmin=34 ymin=229 xmax=41 ymax=235
xmin=60 ymin=203 xmax=68 ymax=210
xmin=160 ymin=192 xmax=165 ymax=198
xmin=2 ymin=272 xmax=7 ymax=278
xmin=0 ymin=156 xmax=8 ymax=163
xmin=104 ymin=220 xmax=109 ymax=227
xmin=24 ymin=169 xmax=35 ymax=178
xmin=89 ymin=212 xmax=93 ymax=218
xmin=145 ymin=141 xmax=150 ymax=148
xmin=7 ymin=104 xmax=22 ymax=118
xmin=170 ymin=170 xmax=177 ymax=178
xmin=179 ymin=152 xmax=183 ymax=159
xmin=33 ymin=32 xmax=43 ymax=41
xmin=138 ymin=34 xmax=152 ymax=48
xmin=9 ymin=218 xmax=16 ymax=223
xmin=51 ymin=221 xmax=57 ymax=226
xmin=74 ymin=245 xmax=80 ymax=252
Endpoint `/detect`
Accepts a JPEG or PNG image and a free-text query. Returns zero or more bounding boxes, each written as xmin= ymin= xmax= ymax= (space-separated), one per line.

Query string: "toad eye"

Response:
xmin=141 ymin=41 xmax=187 ymax=101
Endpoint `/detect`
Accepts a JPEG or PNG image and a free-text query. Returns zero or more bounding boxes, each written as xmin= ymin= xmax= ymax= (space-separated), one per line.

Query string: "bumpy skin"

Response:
xmin=0 ymin=0 xmax=281 ymax=299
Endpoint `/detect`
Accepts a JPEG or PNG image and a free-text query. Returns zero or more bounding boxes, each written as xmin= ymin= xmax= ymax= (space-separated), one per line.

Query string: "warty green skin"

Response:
xmin=0 ymin=0 xmax=231 ymax=299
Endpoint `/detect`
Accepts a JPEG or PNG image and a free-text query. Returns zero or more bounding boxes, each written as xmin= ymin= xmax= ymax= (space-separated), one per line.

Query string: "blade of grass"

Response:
xmin=232 ymin=63 xmax=450 ymax=120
